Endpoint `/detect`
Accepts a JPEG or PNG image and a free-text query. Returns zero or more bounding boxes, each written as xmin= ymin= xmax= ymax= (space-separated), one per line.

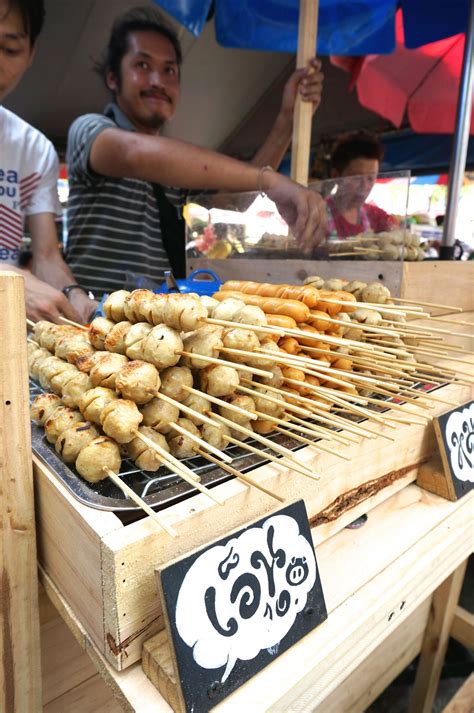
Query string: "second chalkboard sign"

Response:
xmin=434 ymin=400 xmax=474 ymax=499
xmin=156 ymin=499 xmax=327 ymax=712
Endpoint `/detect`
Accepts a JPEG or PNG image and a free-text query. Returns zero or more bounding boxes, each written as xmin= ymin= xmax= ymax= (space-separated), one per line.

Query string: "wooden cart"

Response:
xmin=1 ymin=273 xmax=472 ymax=712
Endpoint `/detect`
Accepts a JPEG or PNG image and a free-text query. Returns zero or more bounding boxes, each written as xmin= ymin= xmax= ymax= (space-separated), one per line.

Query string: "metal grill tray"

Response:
xmin=30 ymin=378 xmax=442 ymax=513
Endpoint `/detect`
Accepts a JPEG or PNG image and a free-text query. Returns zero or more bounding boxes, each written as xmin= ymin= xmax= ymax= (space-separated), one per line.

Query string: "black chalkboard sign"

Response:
xmin=157 ymin=499 xmax=327 ymax=713
xmin=433 ymin=400 xmax=474 ymax=499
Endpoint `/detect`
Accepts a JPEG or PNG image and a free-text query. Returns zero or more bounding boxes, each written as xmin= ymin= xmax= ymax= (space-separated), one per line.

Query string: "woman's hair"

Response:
xmin=6 ymin=0 xmax=44 ymax=46
xmin=95 ymin=6 xmax=182 ymax=91
xmin=331 ymin=130 xmax=384 ymax=174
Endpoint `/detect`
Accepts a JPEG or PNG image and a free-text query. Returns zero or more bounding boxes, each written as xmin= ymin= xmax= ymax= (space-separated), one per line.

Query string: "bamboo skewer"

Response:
xmin=168 ymin=422 xmax=232 ymax=463
xmin=149 ymin=391 xmax=221 ymax=427
xmin=210 ymin=413 xmax=317 ymax=480
xmin=430 ymin=316 xmax=474 ymax=327
xmin=194 ymin=448 xmax=285 ymax=503
xmin=304 ymin=406 xmax=397 ymax=442
xmin=132 ymin=429 xmax=202 ymax=483
xmin=273 ymin=425 xmax=352 ymax=460
xmin=205 ymin=317 xmax=383 ymax=354
xmin=179 ymin=351 xmax=272 ymax=378
xmin=307 ymin=313 xmax=398 ymax=337
xmin=389 ymin=297 xmax=463 ymax=312
xmin=250 ymin=407 xmax=358 ymax=447
xmin=308 ymin=298 xmax=423 ymax=316
xmin=103 ymin=467 xmax=177 ymax=536
xmin=181 ymin=385 xmax=259 ymax=420
xmin=132 ymin=430 xmax=224 ymax=505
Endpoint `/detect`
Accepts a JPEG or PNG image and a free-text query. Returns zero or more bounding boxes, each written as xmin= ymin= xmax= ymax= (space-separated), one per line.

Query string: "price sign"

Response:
xmin=157 ymin=500 xmax=327 ymax=712
xmin=434 ymin=400 xmax=474 ymax=499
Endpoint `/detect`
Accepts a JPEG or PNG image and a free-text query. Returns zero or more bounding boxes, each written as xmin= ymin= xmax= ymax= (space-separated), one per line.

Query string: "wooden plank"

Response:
xmin=408 ymin=560 xmax=469 ymax=713
xmin=417 ymin=455 xmax=456 ymax=501
xmin=97 ymin=380 xmax=471 ymax=669
xmin=441 ymin=674 xmax=474 ymax=713
xmin=312 ymin=598 xmax=431 ymax=713
xmin=140 ymin=487 xmax=472 ymax=712
xmin=41 ymin=615 xmax=98 ymax=706
xmin=187 ymin=258 xmax=403 ymax=297
xmin=290 ymin=0 xmax=319 ymax=185
xmin=0 ymin=272 xmax=42 ymax=713
xmin=34 ymin=459 xmax=122 ymax=656
xmin=43 ymin=674 xmax=122 ymax=713
xmin=402 ymin=262 xmax=474 ymax=315
xmin=451 ymin=606 xmax=474 ymax=650
xmin=39 ymin=486 xmax=471 ymax=712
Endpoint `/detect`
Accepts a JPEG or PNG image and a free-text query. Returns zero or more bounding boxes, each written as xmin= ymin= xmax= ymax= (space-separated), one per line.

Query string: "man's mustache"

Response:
xmin=140 ymin=90 xmax=172 ymax=103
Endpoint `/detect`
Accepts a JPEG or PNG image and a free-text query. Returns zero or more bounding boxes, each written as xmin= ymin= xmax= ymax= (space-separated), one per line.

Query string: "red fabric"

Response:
xmin=330 ymin=10 xmax=473 ymax=135
xmin=327 ymin=198 xmax=397 ymax=239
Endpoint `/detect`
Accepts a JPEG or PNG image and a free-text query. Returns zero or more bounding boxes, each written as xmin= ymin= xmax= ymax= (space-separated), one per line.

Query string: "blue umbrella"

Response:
xmin=153 ymin=0 xmax=470 ymax=55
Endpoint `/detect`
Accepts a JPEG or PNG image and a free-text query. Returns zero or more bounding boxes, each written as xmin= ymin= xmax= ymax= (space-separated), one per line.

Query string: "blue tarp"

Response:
xmin=381 ymin=130 xmax=474 ymax=174
xmin=154 ymin=0 xmax=470 ymax=55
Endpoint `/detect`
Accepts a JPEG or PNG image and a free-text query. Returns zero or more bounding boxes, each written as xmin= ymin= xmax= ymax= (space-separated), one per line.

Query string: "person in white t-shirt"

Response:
xmin=0 ymin=0 xmax=97 ymax=322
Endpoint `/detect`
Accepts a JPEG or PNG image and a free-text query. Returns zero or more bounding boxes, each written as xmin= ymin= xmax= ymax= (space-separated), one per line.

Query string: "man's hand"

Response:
xmin=22 ymin=270 xmax=89 ymax=324
xmin=263 ymin=172 xmax=327 ymax=252
xmin=69 ymin=290 xmax=99 ymax=324
xmin=280 ymin=58 xmax=324 ymax=124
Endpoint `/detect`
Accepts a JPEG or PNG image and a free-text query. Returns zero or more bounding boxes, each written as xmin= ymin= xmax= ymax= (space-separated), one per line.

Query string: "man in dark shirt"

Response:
xmin=66 ymin=6 xmax=326 ymax=296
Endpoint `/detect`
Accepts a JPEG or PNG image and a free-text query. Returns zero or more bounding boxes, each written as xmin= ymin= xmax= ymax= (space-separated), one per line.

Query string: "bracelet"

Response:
xmin=62 ymin=284 xmax=95 ymax=300
xmin=257 ymin=165 xmax=274 ymax=194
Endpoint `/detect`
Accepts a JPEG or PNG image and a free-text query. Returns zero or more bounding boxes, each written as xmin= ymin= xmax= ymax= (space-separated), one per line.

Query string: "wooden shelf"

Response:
xmin=40 ymin=484 xmax=473 ymax=712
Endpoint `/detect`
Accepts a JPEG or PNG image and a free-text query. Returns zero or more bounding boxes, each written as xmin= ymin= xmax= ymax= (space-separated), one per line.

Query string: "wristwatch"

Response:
xmin=62 ymin=284 xmax=95 ymax=300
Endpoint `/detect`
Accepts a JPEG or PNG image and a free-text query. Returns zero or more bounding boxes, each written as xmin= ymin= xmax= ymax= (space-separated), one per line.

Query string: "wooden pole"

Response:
xmin=290 ymin=0 xmax=319 ymax=185
xmin=0 ymin=273 xmax=42 ymax=712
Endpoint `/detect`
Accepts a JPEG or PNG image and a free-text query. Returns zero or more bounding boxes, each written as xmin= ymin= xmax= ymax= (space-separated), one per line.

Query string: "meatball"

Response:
xmin=100 ymin=399 xmax=143 ymax=444
xmin=252 ymin=419 xmax=275 ymax=435
xmin=75 ymin=351 xmax=109 ymax=374
xmin=75 ymin=436 xmax=121 ymax=483
xmin=164 ymin=293 xmax=207 ymax=332
xmin=252 ymin=388 xmax=285 ymax=418
xmin=55 ymin=422 xmax=99 ymax=463
xmin=218 ymin=395 xmax=256 ymax=425
xmin=28 ymin=347 xmax=51 ymax=379
xmin=159 ymin=366 xmax=193 ymax=401
xmin=30 ymin=393 xmax=63 ymax=426
xmin=49 ymin=366 xmax=80 ymax=396
xmin=44 ymin=407 xmax=84 ymax=444
xmin=361 ymin=282 xmax=391 ymax=305
xmin=89 ymin=317 xmax=115 ymax=350
xmin=200 ymin=364 xmax=239 ymax=397
xmin=103 ymin=321 xmax=132 ymax=354
xmin=258 ymin=363 xmax=284 ymax=389
xmin=167 ymin=418 xmax=200 ymax=459
xmin=54 ymin=333 xmax=93 ymax=364
xmin=78 ymin=387 xmax=118 ymax=424
xmin=103 ymin=290 xmax=131 ymax=322
xmin=125 ymin=426 xmax=170 ymax=471
xmin=124 ymin=289 xmax=155 ymax=323
xmin=181 ymin=392 xmax=210 ymax=426
xmin=212 ymin=298 xmax=246 ymax=322
xmin=233 ymin=305 xmax=267 ymax=329
xmin=141 ymin=325 xmax=183 ymax=369
xmin=124 ymin=322 xmax=152 ymax=360
xmin=201 ymin=422 xmax=231 ymax=450
xmin=115 ymin=360 xmax=161 ymax=404
xmin=222 ymin=328 xmax=260 ymax=363
xmin=61 ymin=372 xmax=93 ymax=408
xmin=140 ymin=398 xmax=179 ymax=433
xmin=200 ymin=296 xmax=218 ymax=315
xmin=38 ymin=356 xmax=71 ymax=390
xmin=89 ymin=353 xmax=129 ymax=389
xmin=182 ymin=329 xmax=223 ymax=369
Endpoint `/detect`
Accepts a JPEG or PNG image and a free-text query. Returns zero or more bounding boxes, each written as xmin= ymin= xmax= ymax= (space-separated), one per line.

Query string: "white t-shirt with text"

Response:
xmin=0 ymin=106 xmax=61 ymax=265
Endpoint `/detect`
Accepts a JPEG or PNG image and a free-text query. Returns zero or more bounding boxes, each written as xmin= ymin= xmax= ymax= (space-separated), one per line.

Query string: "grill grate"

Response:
xmin=29 ymin=377 xmax=441 ymax=513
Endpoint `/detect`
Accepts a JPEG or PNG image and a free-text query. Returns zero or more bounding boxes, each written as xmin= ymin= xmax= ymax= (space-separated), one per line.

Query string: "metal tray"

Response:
xmin=30 ymin=378 xmax=442 ymax=513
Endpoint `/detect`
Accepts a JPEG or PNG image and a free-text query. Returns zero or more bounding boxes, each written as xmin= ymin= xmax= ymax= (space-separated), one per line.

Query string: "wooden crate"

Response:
xmin=187 ymin=258 xmax=474 ymax=314
xmin=33 ymin=374 xmax=472 ymax=673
